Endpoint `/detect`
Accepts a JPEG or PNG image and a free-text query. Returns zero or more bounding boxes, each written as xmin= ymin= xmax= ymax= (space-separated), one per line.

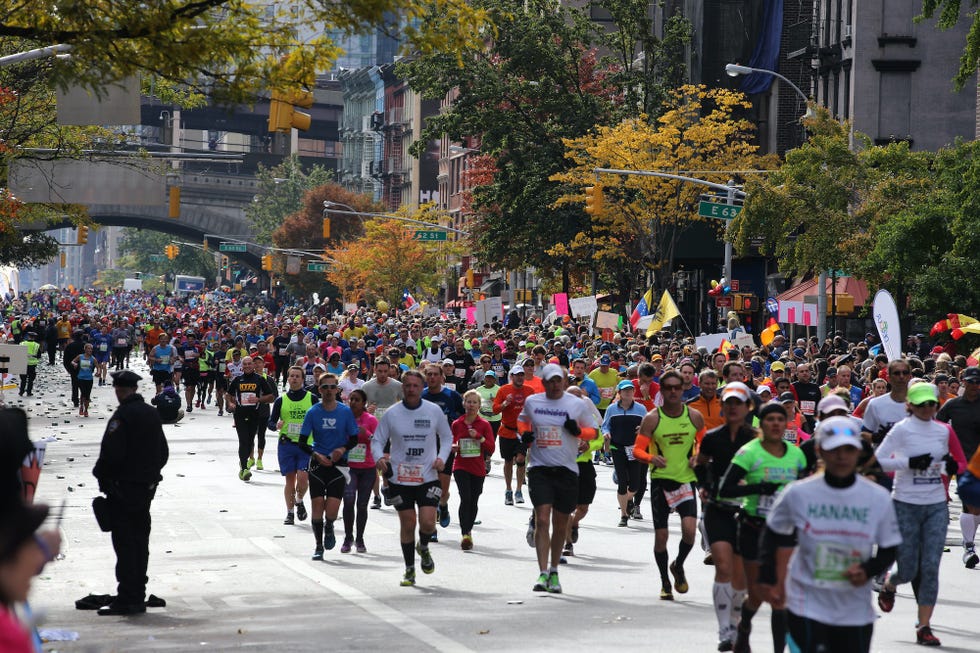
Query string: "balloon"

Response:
xmin=710 ymin=280 xmax=719 ymax=289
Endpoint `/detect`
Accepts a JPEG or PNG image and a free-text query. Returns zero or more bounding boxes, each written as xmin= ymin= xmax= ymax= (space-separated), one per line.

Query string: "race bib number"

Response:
xmin=348 ymin=443 xmax=367 ymax=463
xmin=445 ymin=382 xmax=456 ymax=392
xmin=305 ymin=374 xmax=315 ymax=386
xmin=218 ymin=362 xmax=227 ymax=372
xmin=287 ymin=422 xmax=302 ymax=436
xmin=459 ymin=438 xmax=481 ymax=458
xmin=757 ymin=493 xmax=776 ymax=516
xmin=279 ymin=347 xmax=288 ymax=356
xmin=397 ymin=463 xmax=424 ymax=484
xmin=800 ymin=400 xmax=815 ymax=416
xmin=663 ymin=483 xmax=695 ymax=510
xmin=600 ymin=387 xmax=616 ymax=399
xmin=813 ymin=542 xmax=863 ymax=587
xmin=783 ymin=429 xmax=798 ymax=443
xmin=537 ymin=425 xmax=563 ymax=448
xmin=159 ymin=355 xmax=170 ymax=365
xmin=480 ymin=397 xmax=493 ymax=416
xmin=912 ymin=462 xmax=943 ymax=485
xmin=375 ymin=406 xmax=387 ymax=418
xmin=117 ymin=338 xmax=127 ymax=346
xmin=98 ymin=343 xmax=108 ymax=351
xmin=240 ymin=392 xmax=257 ymax=406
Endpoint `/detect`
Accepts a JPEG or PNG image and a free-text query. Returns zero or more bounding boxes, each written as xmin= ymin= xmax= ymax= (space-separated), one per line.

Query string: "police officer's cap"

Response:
xmin=111 ymin=370 xmax=142 ymax=388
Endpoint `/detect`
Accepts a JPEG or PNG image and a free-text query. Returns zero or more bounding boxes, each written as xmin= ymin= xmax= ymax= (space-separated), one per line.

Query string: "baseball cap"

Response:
xmin=441 ymin=358 xmax=455 ymax=366
xmin=616 ymin=380 xmax=634 ymax=391
xmin=758 ymin=386 xmax=772 ymax=397
xmin=778 ymin=391 xmax=796 ymax=404
xmin=484 ymin=370 xmax=497 ymax=378
xmin=599 ymin=355 xmax=611 ymax=366
xmin=963 ymin=367 xmax=980 ymax=382
xmin=720 ymin=382 xmax=750 ymax=403
xmin=521 ymin=357 xmax=535 ymax=367
xmin=817 ymin=394 xmax=848 ymax=416
xmin=540 ymin=363 xmax=565 ymax=381
xmin=508 ymin=366 xmax=525 ymax=376
xmin=825 ymin=367 xmax=838 ymax=377
xmin=815 ymin=416 xmax=862 ymax=450
xmin=930 ymin=346 xmax=944 ymax=355
xmin=793 ymin=348 xmax=805 ymax=357
xmin=651 ymin=354 xmax=663 ymax=362
xmin=770 ymin=361 xmax=786 ymax=372
xmin=907 ymin=382 xmax=939 ymax=406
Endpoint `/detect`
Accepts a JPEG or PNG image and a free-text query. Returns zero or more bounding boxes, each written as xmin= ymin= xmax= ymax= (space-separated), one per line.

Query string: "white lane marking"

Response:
xmin=250 ymin=537 xmax=474 ymax=653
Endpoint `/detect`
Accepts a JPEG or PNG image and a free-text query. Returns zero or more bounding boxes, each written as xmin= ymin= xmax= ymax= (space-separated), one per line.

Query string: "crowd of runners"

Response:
xmin=4 ymin=285 xmax=980 ymax=652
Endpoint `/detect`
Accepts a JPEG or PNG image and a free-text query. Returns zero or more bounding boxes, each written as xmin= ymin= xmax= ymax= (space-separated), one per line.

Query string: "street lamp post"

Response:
xmin=725 ymin=62 xmax=828 ymax=343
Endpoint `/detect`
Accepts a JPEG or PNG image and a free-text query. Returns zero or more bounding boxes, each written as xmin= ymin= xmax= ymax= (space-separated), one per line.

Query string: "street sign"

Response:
xmin=414 ymin=230 xmax=447 ymax=241
xmin=307 ymin=262 xmax=329 ymax=272
xmin=219 ymin=243 xmax=247 ymax=252
xmin=698 ymin=201 xmax=743 ymax=220
xmin=715 ymin=297 xmax=732 ymax=307
xmin=149 ymin=254 xmax=165 ymax=262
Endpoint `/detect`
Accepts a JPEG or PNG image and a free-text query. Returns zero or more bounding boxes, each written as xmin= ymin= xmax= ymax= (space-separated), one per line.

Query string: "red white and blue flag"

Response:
xmin=630 ymin=287 xmax=654 ymax=330
xmin=403 ymin=289 xmax=421 ymax=313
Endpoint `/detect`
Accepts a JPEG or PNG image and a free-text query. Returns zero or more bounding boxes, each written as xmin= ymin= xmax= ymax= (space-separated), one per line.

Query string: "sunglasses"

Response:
xmin=319 ymin=384 xmax=338 ymax=390
xmin=661 ymin=384 xmax=683 ymax=391
xmin=913 ymin=401 xmax=938 ymax=408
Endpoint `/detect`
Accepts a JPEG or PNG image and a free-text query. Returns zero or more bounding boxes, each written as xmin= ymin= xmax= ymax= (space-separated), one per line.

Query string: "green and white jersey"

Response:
xmin=730 ymin=438 xmax=806 ymax=517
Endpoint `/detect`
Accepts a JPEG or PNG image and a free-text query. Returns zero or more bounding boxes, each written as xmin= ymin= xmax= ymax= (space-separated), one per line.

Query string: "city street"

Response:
xmin=18 ymin=360 xmax=979 ymax=652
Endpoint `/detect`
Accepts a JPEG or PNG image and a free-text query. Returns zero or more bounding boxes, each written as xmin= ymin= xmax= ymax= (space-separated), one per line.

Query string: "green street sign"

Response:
xmin=414 ymin=230 xmax=448 ymax=241
xmin=307 ymin=262 xmax=329 ymax=272
xmin=149 ymin=254 xmax=165 ymax=262
xmin=698 ymin=201 xmax=743 ymax=220
xmin=219 ymin=243 xmax=247 ymax=252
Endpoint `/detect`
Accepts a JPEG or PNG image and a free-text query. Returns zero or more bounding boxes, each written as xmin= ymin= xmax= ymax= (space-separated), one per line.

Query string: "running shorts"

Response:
xmin=388 ymin=480 xmax=442 ymax=512
xmin=527 ymin=465 xmax=578 ymax=514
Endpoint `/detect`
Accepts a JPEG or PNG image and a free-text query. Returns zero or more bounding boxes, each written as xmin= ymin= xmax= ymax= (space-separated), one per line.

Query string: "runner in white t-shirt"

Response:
xmin=758 ymin=416 xmax=901 ymax=653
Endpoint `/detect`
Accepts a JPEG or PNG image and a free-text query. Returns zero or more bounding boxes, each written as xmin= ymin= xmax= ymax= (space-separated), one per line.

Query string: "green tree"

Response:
xmin=919 ymin=0 xmax=980 ymax=89
xmin=119 ymin=229 xmax=217 ymax=281
xmin=247 ymin=157 xmax=332 ymax=245
xmin=1 ymin=1 xmax=489 ymax=105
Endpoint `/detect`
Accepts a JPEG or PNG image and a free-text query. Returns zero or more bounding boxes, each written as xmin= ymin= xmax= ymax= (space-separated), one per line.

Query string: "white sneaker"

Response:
xmin=963 ymin=543 xmax=979 ymax=569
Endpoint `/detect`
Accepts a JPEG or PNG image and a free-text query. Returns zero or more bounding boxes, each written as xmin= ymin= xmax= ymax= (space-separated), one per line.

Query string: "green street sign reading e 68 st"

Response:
xmin=219 ymin=243 xmax=247 ymax=252
xmin=307 ymin=262 xmax=329 ymax=272
xmin=698 ymin=201 xmax=743 ymax=220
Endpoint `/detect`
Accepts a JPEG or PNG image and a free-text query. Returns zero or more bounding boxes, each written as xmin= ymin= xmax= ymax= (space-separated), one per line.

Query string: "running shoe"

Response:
xmin=439 ymin=504 xmax=450 ymax=528
xmin=355 ymin=540 xmax=367 ymax=553
xmin=563 ymin=542 xmax=574 ymax=557
xmin=704 ymin=552 xmax=715 ymax=566
xmin=559 ymin=556 xmax=567 ymax=565
xmin=916 ymin=625 xmax=941 ymax=647
xmin=732 ymin=623 xmax=751 ymax=653
xmin=505 ymin=490 xmax=514 ymax=506
xmin=283 ymin=512 xmax=294 ymax=525
xmin=717 ymin=626 xmax=735 ymax=651
xmin=547 ymin=571 xmax=562 ymax=594
xmin=340 ymin=538 xmax=353 ymax=553
xmin=239 ymin=468 xmax=252 ymax=482
xmin=877 ymin=580 xmax=895 ymax=613
xmin=603 ymin=453 xmax=613 ymax=466
xmin=311 ymin=548 xmax=324 ymax=561
xmin=526 ymin=518 xmax=536 ymax=548
xmin=323 ymin=522 xmax=337 ymax=550
xmin=217 ymin=409 xmax=223 ymax=416
xmin=295 ymin=501 xmax=308 ymax=521
xmin=187 ymin=405 xmax=192 ymax=413
xmin=533 ymin=573 xmax=549 ymax=592
xmin=670 ymin=560 xmax=689 ymax=594
xmin=255 ymin=459 xmax=264 ymax=471
xmin=963 ymin=543 xmax=979 ymax=569
xmin=631 ymin=506 xmax=643 ymax=520
xmin=429 ymin=532 xmax=439 ymax=543
xmin=618 ymin=515 xmax=629 ymax=527
xmin=371 ymin=495 xmax=382 ymax=510
xmin=571 ymin=526 xmax=579 ymax=544
xmin=514 ymin=490 xmax=525 ymax=504
xmin=659 ymin=582 xmax=674 ymax=601
xmin=247 ymin=457 xmax=255 ymax=469
xmin=461 ymin=534 xmax=473 ymax=550
xmin=401 ymin=567 xmax=416 ymax=586
xmin=416 ymin=543 xmax=435 ymax=574
xmin=382 ymin=486 xmax=392 ymax=506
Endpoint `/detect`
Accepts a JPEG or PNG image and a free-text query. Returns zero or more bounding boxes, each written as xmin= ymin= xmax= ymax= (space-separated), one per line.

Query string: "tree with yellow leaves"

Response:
xmin=551 ymin=85 xmax=777 ymax=300
xmin=325 ymin=206 xmax=464 ymax=307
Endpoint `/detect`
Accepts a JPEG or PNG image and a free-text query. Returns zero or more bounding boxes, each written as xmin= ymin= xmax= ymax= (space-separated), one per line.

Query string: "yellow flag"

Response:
xmin=646 ymin=290 xmax=682 ymax=336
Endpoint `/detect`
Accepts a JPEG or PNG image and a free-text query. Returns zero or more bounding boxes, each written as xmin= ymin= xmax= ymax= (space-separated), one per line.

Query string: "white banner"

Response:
xmin=569 ymin=295 xmax=599 ymax=319
xmin=695 ymin=333 xmax=727 ymax=353
xmin=595 ymin=311 xmax=620 ymax=330
xmin=475 ymin=297 xmax=503 ymax=326
xmin=872 ymin=289 xmax=903 ymax=361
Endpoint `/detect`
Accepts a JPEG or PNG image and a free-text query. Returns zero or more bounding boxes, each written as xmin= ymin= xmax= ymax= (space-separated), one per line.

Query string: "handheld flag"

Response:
xmin=645 ymin=290 xmax=682 ymax=336
xmin=630 ymin=287 xmax=655 ymax=330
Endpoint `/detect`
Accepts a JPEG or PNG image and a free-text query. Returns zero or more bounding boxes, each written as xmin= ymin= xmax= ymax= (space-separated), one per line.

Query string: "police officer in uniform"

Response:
xmin=19 ymin=331 xmax=40 ymax=396
xmin=92 ymin=370 xmax=169 ymax=616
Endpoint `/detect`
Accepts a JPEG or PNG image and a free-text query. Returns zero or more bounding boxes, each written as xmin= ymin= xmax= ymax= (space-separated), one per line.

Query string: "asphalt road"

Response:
xmin=15 ymin=358 xmax=980 ymax=652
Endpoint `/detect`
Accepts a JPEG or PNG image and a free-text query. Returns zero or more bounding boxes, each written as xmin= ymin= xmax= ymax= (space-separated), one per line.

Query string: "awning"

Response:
xmin=775 ymin=276 xmax=869 ymax=306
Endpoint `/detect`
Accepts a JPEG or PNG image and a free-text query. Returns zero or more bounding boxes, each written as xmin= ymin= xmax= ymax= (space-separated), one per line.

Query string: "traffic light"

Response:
xmin=268 ymin=89 xmax=314 ymax=133
xmin=466 ymin=268 xmax=475 ymax=289
xmin=322 ymin=217 xmax=331 ymax=239
xmin=59 ymin=252 xmax=66 ymax=268
xmin=165 ymin=244 xmax=179 ymax=260
xmin=77 ymin=226 xmax=89 ymax=245
xmin=261 ymin=254 xmax=273 ymax=271
xmin=221 ymin=256 xmax=229 ymax=270
xmin=168 ymin=186 xmax=180 ymax=218
xmin=584 ymin=185 xmax=604 ymax=216
xmin=734 ymin=294 xmax=757 ymax=312
xmin=202 ymin=238 xmax=208 ymax=252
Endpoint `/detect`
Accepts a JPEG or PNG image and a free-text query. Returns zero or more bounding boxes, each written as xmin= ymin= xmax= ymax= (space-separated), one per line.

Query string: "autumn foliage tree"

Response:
xmin=271 ymin=184 xmax=382 ymax=297
xmin=552 ymin=85 xmax=777 ymax=299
